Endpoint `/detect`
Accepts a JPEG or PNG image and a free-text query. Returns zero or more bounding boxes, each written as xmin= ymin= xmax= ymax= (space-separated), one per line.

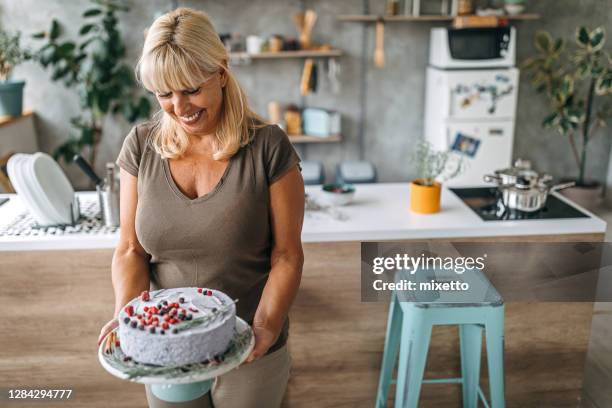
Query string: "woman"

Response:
xmin=97 ymin=8 xmax=304 ymax=408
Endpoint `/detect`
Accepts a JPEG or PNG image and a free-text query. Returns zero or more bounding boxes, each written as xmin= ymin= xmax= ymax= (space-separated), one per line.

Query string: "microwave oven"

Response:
xmin=429 ymin=27 xmax=516 ymax=69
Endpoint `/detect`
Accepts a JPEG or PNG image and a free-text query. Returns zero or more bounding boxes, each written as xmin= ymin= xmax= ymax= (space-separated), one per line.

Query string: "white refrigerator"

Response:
xmin=424 ymin=67 xmax=519 ymax=186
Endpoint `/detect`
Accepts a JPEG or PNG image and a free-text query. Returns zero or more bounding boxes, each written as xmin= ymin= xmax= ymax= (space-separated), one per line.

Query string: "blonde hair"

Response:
xmin=136 ymin=8 xmax=266 ymax=160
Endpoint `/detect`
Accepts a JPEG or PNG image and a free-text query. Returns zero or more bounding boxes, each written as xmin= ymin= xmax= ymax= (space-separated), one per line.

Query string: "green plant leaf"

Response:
xmin=577 ymin=62 xmax=590 ymax=78
xmin=80 ymin=127 xmax=94 ymax=145
xmin=50 ymin=20 xmax=61 ymax=40
xmin=596 ymin=69 xmax=612 ymax=95
xmin=542 ymin=113 xmax=558 ymax=127
xmin=79 ymin=24 xmax=96 ymax=35
xmin=83 ymin=8 xmax=102 ymax=17
xmin=576 ymin=27 xmax=589 ymax=47
xmin=590 ymin=27 xmax=605 ymax=51
xmin=32 ymin=31 xmax=46 ymax=39
xmin=56 ymin=42 xmax=76 ymax=57
xmin=560 ymin=75 xmax=574 ymax=96
xmin=535 ymin=31 xmax=552 ymax=53
xmin=137 ymin=97 xmax=151 ymax=118
xmin=553 ymin=38 xmax=564 ymax=53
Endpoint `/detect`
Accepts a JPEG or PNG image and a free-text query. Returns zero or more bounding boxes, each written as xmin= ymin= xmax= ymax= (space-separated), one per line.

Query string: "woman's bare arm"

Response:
xmin=247 ymin=166 xmax=305 ymax=361
xmin=111 ymin=168 xmax=151 ymax=316
xmin=98 ymin=168 xmax=150 ymax=345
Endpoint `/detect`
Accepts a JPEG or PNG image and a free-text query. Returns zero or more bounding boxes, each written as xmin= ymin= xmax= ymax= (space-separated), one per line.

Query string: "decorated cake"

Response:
xmin=117 ymin=287 xmax=236 ymax=366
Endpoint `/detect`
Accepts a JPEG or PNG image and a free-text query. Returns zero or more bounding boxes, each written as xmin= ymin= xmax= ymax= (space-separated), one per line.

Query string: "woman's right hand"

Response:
xmin=98 ymin=317 xmax=119 ymax=346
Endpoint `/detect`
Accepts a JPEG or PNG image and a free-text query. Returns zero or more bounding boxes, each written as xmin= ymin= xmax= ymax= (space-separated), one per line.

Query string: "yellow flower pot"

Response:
xmin=410 ymin=179 xmax=441 ymax=214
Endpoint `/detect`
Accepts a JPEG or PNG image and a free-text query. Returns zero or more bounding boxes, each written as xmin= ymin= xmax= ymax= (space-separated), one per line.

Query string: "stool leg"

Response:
xmin=376 ymin=293 xmax=403 ymax=408
xmin=395 ymin=309 xmax=431 ymax=408
xmin=460 ymin=324 xmax=483 ymax=408
xmin=486 ymin=306 xmax=505 ymax=408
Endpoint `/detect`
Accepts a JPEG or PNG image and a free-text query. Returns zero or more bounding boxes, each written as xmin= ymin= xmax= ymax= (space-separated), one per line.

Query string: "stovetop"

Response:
xmin=450 ymin=187 xmax=590 ymax=221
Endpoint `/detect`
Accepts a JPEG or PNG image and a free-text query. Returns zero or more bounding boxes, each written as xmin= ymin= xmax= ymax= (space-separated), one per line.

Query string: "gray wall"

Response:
xmin=2 ymin=0 xmax=611 ymax=188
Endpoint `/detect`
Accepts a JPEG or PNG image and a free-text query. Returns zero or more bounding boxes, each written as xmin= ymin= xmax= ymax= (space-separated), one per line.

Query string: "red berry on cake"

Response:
xmin=197 ymin=288 xmax=203 ymax=293
xmin=124 ymin=305 xmax=134 ymax=316
xmin=141 ymin=291 xmax=150 ymax=301
xmin=143 ymin=306 xmax=149 ymax=312
xmin=162 ymin=322 xmax=169 ymax=330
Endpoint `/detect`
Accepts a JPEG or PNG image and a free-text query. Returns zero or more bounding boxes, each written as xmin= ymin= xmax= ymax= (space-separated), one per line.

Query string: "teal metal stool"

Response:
xmin=376 ymin=268 xmax=505 ymax=408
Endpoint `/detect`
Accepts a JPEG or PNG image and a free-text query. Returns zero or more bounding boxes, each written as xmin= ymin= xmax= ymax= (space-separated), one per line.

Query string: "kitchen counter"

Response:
xmin=0 ymin=183 xmax=606 ymax=251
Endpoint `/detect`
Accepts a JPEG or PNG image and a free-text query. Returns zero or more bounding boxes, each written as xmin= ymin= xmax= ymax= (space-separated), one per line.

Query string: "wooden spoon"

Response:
xmin=374 ymin=18 xmax=385 ymax=68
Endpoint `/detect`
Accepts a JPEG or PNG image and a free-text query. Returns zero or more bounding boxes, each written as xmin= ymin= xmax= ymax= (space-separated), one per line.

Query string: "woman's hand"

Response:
xmin=97 ymin=317 xmax=119 ymax=346
xmin=245 ymin=323 xmax=279 ymax=363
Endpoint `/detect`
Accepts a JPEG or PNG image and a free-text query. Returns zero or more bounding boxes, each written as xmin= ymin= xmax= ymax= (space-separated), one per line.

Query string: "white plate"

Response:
xmin=24 ymin=155 xmax=63 ymax=225
xmin=98 ymin=317 xmax=254 ymax=385
xmin=7 ymin=154 xmax=57 ymax=226
xmin=28 ymin=153 xmax=74 ymax=225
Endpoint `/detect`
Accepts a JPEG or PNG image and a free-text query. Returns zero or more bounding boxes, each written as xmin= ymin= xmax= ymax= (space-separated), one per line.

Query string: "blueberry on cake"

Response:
xmin=118 ymin=287 xmax=236 ymax=366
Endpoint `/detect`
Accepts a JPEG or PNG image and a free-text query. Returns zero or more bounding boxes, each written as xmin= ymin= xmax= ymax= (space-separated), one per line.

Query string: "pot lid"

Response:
xmin=494 ymin=158 xmax=539 ymax=179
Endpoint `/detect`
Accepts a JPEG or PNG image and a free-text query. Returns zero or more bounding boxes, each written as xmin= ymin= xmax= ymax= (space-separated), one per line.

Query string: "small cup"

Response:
xmin=268 ymin=35 xmax=283 ymax=53
xmin=246 ymin=35 xmax=262 ymax=54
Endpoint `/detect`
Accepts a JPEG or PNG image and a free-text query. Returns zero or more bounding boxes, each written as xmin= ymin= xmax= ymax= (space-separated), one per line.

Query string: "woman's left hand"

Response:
xmin=245 ymin=323 xmax=279 ymax=363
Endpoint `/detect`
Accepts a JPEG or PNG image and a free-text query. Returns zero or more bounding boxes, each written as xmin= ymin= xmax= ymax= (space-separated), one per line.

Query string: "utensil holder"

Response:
xmin=97 ymin=183 xmax=120 ymax=227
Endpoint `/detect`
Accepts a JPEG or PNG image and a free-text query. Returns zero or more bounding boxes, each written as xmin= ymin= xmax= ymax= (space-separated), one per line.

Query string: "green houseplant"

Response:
xmin=0 ymin=28 xmax=31 ymax=117
xmin=522 ymin=26 xmax=612 ymax=208
xmin=410 ymin=140 xmax=464 ymax=214
xmin=32 ymin=0 xmax=151 ymax=167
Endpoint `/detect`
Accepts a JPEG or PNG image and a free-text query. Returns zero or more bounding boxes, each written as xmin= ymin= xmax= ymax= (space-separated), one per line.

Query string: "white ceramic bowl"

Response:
xmin=504 ymin=3 xmax=525 ymax=15
xmin=320 ymin=184 xmax=356 ymax=206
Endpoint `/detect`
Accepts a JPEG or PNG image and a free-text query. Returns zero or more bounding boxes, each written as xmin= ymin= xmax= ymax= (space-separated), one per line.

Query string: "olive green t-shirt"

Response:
xmin=116 ymin=121 xmax=301 ymax=352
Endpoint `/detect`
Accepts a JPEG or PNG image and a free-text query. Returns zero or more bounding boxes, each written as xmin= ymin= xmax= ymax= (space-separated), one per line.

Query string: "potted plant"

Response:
xmin=410 ymin=140 xmax=464 ymax=214
xmin=0 ymin=29 xmax=30 ymax=117
xmin=522 ymin=26 xmax=612 ymax=210
xmin=32 ymin=0 xmax=151 ymax=169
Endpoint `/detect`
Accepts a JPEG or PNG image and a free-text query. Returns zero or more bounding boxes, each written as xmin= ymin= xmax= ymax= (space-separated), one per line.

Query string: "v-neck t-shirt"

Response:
xmin=116 ymin=121 xmax=301 ymax=352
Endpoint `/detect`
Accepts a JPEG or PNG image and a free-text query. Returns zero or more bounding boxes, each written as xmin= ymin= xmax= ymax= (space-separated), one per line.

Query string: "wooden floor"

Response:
xmin=0 ymin=233 xmax=604 ymax=407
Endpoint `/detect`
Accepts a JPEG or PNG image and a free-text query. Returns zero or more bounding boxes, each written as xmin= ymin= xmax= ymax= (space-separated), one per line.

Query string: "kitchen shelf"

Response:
xmin=288 ymin=134 xmax=342 ymax=144
xmin=230 ymin=49 xmax=343 ymax=60
xmin=337 ymin=13 xmax=540 ymax=22
xmin=0 ymin=111 xmax=34 ymax=128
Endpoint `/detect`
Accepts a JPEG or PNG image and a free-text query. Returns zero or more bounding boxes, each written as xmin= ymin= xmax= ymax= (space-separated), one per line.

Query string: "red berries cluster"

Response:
xmin=197 ymin=288 xmax=213 ymax=296
xmin=123 ymin=297 xmax=194 ymax=335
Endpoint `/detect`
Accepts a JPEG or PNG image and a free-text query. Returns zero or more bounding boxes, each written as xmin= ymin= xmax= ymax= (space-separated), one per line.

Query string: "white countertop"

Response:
xmin=0 ymin=183 xmax=606 ymax=251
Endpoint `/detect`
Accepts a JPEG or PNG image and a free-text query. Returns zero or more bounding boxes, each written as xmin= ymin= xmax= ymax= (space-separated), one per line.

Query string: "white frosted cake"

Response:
xmin=118 ymin=287 xmax=236 ymax=366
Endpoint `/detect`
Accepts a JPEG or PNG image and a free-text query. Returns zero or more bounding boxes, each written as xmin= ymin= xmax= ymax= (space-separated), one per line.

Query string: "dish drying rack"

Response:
xmin=0 ymin=195 xmax=117 ymax=238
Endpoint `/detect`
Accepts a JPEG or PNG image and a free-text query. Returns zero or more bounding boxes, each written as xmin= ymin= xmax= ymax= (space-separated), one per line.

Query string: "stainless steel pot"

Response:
xmin=483 ymin=158 xmax=541 ymax=187
xmin=484 ymin=159 xmax=576 ymax=213
xmin=499 ymin=178 xmax=575 ymax=212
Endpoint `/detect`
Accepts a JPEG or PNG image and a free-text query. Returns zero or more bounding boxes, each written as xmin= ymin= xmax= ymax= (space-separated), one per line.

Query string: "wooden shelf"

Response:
xmin=0 ymin=111 xmax=34 ymax=128
xmin=337 ymin=13 xmax=540 ymax=22
xmin=230 ymin=49 xmax=342 ymax=60
xmin=288 ymin=134 xmax=342 ymax=144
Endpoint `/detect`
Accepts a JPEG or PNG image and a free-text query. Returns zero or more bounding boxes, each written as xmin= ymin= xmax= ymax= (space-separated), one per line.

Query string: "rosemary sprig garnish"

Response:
xmin=173 ymin=299 xmax=239 ymax=333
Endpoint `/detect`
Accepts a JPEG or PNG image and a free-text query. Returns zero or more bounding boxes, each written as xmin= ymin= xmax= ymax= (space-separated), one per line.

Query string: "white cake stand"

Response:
xmin=98 ymin=317 xmax=254 ymax=403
